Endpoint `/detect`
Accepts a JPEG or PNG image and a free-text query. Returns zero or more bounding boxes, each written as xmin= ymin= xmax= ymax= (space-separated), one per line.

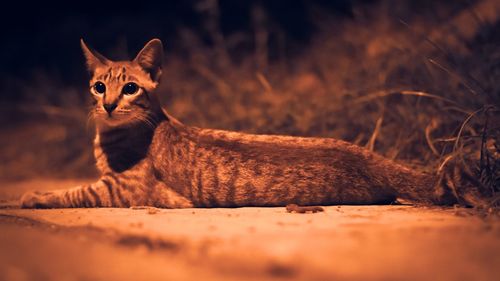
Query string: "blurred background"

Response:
xmin=0 ymin=0 xmax=498 ymax=193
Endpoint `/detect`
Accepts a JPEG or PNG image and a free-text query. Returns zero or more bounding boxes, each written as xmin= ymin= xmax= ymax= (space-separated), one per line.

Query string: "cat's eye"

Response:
xmin=122 ymin=82 xmax=139 ymax=95
xmin=94 ymin=82 xmax=106 ymax=94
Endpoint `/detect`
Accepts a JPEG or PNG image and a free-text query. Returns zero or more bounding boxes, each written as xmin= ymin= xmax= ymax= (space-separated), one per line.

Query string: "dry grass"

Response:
xmin=0 ymin=1 xmax=498 ymax=207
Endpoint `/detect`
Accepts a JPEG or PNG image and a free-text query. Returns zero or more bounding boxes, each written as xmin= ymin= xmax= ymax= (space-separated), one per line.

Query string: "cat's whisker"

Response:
xmin=116 ymin=110 xmax=132 ymax=113
xmin=136 ymin=113 xmax=157 ymax=130
xmin=146 ymin=112 xmax=160 ymax=127
xmin=86 ymin=110 xmax=96 ymax=131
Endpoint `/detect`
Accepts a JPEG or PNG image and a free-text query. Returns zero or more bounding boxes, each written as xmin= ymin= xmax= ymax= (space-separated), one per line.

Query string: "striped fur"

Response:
xmin=20 ymin=38 xmax=460 ymax=209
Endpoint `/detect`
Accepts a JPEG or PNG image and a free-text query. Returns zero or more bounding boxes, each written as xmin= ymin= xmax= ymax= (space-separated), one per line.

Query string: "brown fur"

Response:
xmin=20 ymin=39 xmax=458 ymax=209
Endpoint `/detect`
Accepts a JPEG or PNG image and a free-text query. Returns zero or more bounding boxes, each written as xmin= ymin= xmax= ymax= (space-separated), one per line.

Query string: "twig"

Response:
xmin=398 ymin=19 xmax=451 ymax=59
xmin=427 ymin=58 xmax=479 ymax=96
xmin=434 ymin=135 xmax=483 ymax=142
xmin=425 ymin=118 xmax=440 ymax=156
xmin=453 ymin=107 xmax=484 ymax=152
xmin=437 ymin=153 xmax=456 ymax=174
xmin=256 ymin=72 xmax=273 ymax=93
xmin=350 ymin=90 xmax=466 ymax=110
xmin=479 ymin=107 xmax=490 ymax=174
xmin=366 ymin=114 xmax=384 ymax=152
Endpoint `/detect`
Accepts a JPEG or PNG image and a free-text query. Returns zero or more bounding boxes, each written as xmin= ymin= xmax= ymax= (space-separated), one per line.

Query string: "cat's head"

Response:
xmin=81 ymin=38 xmax=164 ymax=129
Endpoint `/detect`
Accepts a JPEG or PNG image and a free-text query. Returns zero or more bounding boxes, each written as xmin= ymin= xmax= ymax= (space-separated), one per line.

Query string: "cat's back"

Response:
xmin=152 ymin=120 xmax=381 ymax=168
xmin=198 ymin=127 xmax=382 ymax=162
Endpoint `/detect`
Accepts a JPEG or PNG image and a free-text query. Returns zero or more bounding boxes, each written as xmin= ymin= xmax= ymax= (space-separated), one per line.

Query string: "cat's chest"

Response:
xmin=93 ymin=132 xmax=152 ymax=173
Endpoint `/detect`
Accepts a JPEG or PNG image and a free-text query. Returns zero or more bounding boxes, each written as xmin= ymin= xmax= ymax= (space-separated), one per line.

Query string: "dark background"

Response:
xmin=0 ymin=0 xmax=498 ymax=184
xmin=0 ymin=0 xmax=363 ymax=101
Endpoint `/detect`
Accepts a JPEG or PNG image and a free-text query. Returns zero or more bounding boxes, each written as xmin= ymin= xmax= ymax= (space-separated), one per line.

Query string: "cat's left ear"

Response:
xmin=133 ymin=39 xmax=163 ymax=82
xmin=80 ymin=39 xmax=109 ymax=73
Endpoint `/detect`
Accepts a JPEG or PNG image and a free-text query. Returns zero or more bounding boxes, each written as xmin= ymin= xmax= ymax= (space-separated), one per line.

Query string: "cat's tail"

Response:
xmin=391 ymin=159 xmax=494 ymax=207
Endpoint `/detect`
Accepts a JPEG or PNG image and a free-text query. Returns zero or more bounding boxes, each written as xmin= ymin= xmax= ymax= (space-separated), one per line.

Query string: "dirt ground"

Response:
xmin=0 ymin=179 xmax=499 ymax=281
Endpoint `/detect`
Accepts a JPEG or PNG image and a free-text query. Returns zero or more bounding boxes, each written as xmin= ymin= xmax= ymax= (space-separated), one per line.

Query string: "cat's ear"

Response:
xmin=80 ymin=39 xmax=109 ymax=73
xmin=133 ymin=38 xmax=163 ymax=82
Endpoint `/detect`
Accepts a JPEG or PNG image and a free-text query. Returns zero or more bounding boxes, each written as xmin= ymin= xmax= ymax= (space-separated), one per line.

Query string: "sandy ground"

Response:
xmin=0 ymin=179 xmax=499 ymax=281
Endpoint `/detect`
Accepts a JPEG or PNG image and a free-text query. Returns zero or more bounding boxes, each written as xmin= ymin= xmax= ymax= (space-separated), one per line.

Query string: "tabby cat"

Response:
xmin=20 ymin=39 xmax=461 ymax=209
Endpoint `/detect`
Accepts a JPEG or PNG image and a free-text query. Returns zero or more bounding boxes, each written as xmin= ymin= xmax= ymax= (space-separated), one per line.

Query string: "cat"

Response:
xmin=20 ymin=38 xmax=462 ymax=209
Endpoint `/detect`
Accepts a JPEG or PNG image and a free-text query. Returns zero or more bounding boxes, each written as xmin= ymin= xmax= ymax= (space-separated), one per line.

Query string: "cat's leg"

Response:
xmin=20 ymin=179 xmax=117 ymax=208
xmin=20 ymin=177 xmax=194 ymax=209
xmin=151 ymin=182 xmax=194 ymax=208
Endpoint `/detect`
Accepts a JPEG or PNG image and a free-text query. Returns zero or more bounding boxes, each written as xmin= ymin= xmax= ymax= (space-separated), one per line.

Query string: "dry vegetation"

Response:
xmin=0 ymin=0 xmax=498 ymax=208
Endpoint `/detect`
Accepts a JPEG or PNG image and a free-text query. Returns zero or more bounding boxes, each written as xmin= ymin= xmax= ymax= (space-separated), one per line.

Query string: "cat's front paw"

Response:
xmin=20 ymin=191 xmax=63 ymax=209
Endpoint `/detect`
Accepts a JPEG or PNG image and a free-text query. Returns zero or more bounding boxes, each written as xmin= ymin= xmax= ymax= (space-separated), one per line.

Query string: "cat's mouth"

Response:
xmin=94 ymin=108 xmax=154 ymax=129
xmin=95 ymin=111 xmax=132 ymax=126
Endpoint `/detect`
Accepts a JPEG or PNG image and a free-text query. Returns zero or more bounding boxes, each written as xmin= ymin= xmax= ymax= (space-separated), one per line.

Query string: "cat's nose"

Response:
xmin=103 ymin=103 xmax=117 ymax=115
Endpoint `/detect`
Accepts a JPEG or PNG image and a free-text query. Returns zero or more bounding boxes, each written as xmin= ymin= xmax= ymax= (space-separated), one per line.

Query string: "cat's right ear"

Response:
xmin=133 ymin=39 xmax=163 ymax=82
xmin=80 ymin=39 xmax=109 ymax=73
